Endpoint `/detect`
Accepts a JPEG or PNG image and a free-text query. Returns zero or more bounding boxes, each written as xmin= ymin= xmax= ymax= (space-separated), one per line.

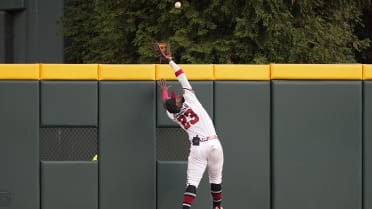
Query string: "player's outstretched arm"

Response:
xmin=169 ymin=60 xmax=192 ymax=90
xmin=153 ymin=41 xmax=192 ymax=90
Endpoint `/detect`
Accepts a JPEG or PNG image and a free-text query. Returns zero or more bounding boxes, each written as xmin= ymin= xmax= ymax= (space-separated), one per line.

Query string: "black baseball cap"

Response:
xmin=165 ymin=91 xmax=179 ymax=113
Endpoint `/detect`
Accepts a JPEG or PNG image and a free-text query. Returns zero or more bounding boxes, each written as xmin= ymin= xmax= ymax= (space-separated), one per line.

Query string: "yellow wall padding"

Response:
xmin=271 ymin=64 xmax=363 ymax=80
xmin=99 ymin=64 xmax=155 ymax=80
xmin=1 ymin=64 xmax=369 ymax=81
xmin=0 ymin=64 xmax=39 ymax=80
xmin=214 ymin=64 xmax=270 ymax=80
xmin=363 ymin=64 xmax=372 ymax=80
xmin=41 ymin=64 xmax=98 ymax=80
xmin=156 ymin=64 xmax=214 ymax=80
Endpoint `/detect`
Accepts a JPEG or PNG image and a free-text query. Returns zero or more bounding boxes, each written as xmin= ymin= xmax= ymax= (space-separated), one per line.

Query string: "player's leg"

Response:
xmin=211 ymin=183 xmax=222 ymax=209
xmin=183 ymin=146 xmax=208 ymax=209
xmin=207 ymin=140 xmax=224 ymax=209
xmin=182 ymin=184 xmax=197 ymax=209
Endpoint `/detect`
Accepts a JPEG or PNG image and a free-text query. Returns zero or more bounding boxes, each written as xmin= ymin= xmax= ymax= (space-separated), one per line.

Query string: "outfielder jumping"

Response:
xmin=155 ymin=44 xmax=224 ymax=209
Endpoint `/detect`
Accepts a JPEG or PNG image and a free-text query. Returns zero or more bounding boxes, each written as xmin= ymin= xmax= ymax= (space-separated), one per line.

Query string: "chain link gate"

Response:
xmin=156 ymin=127 xmax=189 ymax=161
xmin=40 ymin=127 xmax=98 ymax=161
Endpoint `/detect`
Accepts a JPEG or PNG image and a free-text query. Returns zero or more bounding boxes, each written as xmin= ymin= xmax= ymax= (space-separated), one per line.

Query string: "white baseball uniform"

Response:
xmin=166 ymin=61 xmax=224 ymax=187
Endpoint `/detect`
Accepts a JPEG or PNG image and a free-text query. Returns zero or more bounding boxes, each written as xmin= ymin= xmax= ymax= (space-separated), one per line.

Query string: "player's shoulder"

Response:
xmin=166 ymin=111 xmax=176 ymax=120
xmin=183 ymin=88 xmax=197 ymax=99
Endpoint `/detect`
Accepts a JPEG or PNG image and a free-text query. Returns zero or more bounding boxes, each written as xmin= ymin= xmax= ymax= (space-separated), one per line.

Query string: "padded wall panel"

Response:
xmin=0 ymin=81 xmax=39 ymax=209
xmin=36 ymin=0 xmax=64 ymax=63
xmin=0 ymin=0 xmax=24 ymax=10
xmin=25 ymin=0 xmax=38 ymax=62
xmin=157 ymin=161 xmax=210 ymax=209
xmin=364 ymin=81 xmax=372 ymax=209
xmin=157 ymin=81 xmax=213 ymax=127
xmin=272 ymin=81 xmax=362 ymax=209
xmin=0 ymin=12 xmax=11 ymax=63
xmin=0 ymin=12 xmax=5 ymax=63
xmin=214 ymin=81 xmax=271 ymax=209
xmin=41 ymin=161 xmax=98 ymax=209
xmin=41 ymin=81 xmax=97 ymax=126
xmin=99 ymin=81 xmax=155 ymax=209
xmin=12 ymin=8 xmax=26 ymax=62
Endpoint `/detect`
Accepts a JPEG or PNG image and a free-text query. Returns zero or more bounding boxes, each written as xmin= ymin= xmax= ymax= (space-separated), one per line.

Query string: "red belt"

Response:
xmin=200 ymin=135 xmax=218 ymax=142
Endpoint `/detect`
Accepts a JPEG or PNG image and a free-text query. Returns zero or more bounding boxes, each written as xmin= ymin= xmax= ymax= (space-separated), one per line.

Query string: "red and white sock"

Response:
xmin=211 ymin=183 xmax=222 ymax=208
xmin=183 ymin=185 xmax=197 ymax=209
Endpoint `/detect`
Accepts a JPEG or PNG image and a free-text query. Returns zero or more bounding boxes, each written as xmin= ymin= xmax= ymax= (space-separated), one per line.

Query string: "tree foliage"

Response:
xmin=62 ymin=0 xmax=372 ymax=64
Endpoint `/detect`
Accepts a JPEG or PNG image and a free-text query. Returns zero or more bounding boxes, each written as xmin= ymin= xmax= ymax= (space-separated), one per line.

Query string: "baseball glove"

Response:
xmin=153 ymin=41 xmax=172 ymax=63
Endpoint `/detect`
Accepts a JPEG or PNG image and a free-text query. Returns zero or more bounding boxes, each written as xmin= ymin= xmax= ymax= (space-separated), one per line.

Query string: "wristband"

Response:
xmin=162 ymin=89 xmax=168 ymax=101
xmin=175 ymin=69 xmax=184 ymax=77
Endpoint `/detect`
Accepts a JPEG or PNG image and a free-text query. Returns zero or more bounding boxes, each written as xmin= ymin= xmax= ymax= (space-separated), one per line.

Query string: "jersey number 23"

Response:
xmin=177 ymin=108 xmax=199 ymax=129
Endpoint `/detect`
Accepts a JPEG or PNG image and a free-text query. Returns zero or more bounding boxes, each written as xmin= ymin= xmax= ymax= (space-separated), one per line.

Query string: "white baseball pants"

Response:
xmin=186 ymin=139 xmax=224 ymax=187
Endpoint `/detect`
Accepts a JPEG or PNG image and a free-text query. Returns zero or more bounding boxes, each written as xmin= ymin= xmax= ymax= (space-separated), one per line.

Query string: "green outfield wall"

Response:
xmin=0 ymin=64 xmax=371 ymax=209
xmin=0 ymin=0 xmax=64 ymax=63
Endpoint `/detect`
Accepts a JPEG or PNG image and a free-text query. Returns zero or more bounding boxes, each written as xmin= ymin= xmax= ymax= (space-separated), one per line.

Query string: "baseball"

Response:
xmin=175 ymin=1 xmax=181 ymax=8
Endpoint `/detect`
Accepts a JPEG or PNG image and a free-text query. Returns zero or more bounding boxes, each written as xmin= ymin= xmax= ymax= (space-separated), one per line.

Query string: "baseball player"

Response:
xmin=156 ymin=49 xmax=224 ymax=209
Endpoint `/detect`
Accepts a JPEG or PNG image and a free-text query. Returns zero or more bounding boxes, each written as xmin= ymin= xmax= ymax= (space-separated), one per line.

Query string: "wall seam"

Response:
xmin=362 ymin=80 xmax=365 ymax=209
xmin=270 ymin=80 xmax=274 ymax=209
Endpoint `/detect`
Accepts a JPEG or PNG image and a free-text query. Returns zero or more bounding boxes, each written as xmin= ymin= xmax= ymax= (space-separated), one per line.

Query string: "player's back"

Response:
xmin=173 ymin=89 xmax=216 ymax=140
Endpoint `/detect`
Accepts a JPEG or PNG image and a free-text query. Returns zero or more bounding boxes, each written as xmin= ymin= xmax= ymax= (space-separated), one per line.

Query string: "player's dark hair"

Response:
xmin=165 ymin=98 xmax=179 ymax=113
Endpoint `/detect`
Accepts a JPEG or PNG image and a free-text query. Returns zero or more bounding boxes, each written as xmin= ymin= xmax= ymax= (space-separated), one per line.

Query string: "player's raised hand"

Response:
xmin=157 ymin=79 xmax=172 ymax=91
